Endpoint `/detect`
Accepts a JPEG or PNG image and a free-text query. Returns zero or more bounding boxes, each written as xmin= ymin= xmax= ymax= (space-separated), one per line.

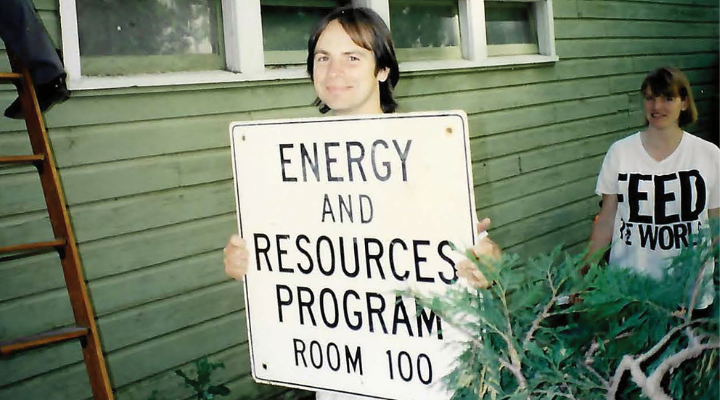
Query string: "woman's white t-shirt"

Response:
xmin=596 ymin=131 xmax=719 ymax=305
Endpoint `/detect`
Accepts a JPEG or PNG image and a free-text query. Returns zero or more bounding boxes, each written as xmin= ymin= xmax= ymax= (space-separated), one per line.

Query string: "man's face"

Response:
xmin=312 ymin=20 xmax=389 ymax=116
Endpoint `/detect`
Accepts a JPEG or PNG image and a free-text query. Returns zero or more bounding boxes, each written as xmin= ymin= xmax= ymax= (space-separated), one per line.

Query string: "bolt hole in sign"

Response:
xmin=229 ymin=111 xmax=478 ymax=400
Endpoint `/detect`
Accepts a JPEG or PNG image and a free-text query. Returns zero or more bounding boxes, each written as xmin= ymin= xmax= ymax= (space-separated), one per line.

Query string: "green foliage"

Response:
xmin=413 ymin=225 xmax=719 ymax=400
xmin=174 ymin=357 xmax=231 ymax=400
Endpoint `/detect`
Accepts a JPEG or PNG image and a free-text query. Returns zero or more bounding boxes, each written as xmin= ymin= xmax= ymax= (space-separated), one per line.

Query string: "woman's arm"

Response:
xmin=708 ymin=207 xmax=719 ymax=220
xmin=708 ymin=207 xmax=719 ymax=246
xmin=586 ymin=194 xmax=618 ymax=265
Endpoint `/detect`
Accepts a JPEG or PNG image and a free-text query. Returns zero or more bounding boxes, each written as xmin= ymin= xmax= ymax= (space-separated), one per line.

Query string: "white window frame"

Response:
xmin=59 ymin=0 xmax=556 ymax=90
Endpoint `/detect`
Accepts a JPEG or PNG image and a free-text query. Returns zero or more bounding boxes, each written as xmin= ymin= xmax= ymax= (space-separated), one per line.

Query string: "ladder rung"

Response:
xmin=0 ymin=239 xmax=66 ymax=255
xmin=0 ymin=154 xmax=45 ymax=164
xmin=0 ymin=326 xmax=89 ymax=356
xmin=0 ymin=72 xmax=22 ymax=83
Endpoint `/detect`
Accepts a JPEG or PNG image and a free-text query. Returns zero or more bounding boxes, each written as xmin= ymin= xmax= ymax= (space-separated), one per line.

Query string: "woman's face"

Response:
xmin=643 ymin=89 xmax=687 ymax=130
xmin=312 ymin=20 xmax=389 ymax=116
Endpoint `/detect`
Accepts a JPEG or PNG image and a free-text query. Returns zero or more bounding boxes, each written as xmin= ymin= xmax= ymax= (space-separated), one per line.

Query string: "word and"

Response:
xmin=322 ymin=194 xmax=374 ymax=224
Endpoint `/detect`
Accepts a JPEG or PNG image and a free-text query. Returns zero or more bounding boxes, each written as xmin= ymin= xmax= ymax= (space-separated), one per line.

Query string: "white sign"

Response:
xmin=230 ymin=111 xmax=477 ymax=400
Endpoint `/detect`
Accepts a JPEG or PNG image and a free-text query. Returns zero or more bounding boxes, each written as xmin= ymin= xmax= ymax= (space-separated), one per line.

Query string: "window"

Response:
xmin=58 ymin=0 xmax=556 ymax=89
xmin=261 ymin=0 xmax=350 ymax=65
xmin=389 ymin=0 xmax=463 ymax=62
xmin=485 ymin=1 xmax=538 ymax=56
xmin=76 ymin=0 xmax=224 ymax=76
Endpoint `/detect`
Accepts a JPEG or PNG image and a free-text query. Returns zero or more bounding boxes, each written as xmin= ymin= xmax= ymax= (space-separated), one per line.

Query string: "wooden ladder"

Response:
xmin=0 ymin=59 xmax=114 ymax=400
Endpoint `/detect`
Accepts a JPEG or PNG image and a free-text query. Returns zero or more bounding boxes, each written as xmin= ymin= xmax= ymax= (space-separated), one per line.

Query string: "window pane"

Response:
xmin=77 ymin=0 xmax=224 ymax=75
xmin=261 ymin=0 xmax=350 ymax=65
xmin=485 ymin=2 xmax=536 ymax=45
xmin=389 ymin=0 xmax=462 ymax=62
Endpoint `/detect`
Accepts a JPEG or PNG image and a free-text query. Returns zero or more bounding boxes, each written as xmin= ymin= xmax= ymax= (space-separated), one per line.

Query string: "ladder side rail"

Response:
xmin=14 ymin=61 xmax=115 ymax=400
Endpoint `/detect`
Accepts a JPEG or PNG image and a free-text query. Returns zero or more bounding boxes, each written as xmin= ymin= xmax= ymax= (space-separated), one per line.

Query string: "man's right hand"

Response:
xmin=223 ymin=234 xmax=249 ymax=280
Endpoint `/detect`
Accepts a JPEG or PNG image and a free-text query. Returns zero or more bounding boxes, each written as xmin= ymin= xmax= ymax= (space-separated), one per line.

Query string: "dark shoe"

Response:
xmin=4 ymin=75 xmax=70 ymax=119
xmin=3 ymin=97 xmax=22 ymax=119
xmin=37 ymin=75 xmax=70 ymax=112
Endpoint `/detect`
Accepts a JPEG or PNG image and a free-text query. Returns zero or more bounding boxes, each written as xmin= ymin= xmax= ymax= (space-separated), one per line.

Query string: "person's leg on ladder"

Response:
xmin=0 ymin=0 xmax=69 ymax=119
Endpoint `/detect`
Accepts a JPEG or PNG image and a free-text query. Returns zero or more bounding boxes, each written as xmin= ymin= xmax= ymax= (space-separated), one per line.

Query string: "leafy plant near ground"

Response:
xmin=174 ymin=358 xmax=231 ymax=400
xmin=147 ymin=356 xmax=313 ymax=400
xmin=413 ymin=225 xmax=719 ymax=400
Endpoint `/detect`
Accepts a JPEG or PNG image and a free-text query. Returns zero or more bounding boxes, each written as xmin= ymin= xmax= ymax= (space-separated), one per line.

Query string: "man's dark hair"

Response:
xmin=307 ymin=6 xmax=400 ymax=114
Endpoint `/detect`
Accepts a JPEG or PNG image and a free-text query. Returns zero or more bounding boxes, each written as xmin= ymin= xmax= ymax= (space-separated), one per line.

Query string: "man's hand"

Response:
xmin=456 ymin=218 xmax=502 ymax=289
xmin=223 ymin=234 xmax=249 ymax=280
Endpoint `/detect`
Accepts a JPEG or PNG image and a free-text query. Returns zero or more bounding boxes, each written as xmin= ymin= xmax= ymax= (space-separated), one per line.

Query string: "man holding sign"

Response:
xmin=224 ymin=6 xmax=499 ymax=400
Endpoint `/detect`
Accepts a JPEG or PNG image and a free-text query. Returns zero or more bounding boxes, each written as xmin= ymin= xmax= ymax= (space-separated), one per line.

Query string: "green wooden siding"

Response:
xmin=0 ymin=0 xmax=718 ymax=399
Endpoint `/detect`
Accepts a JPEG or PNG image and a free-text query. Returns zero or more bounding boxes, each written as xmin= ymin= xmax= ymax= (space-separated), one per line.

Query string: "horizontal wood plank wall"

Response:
xmin=0 ymin=0 xmax=717 ymax=399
